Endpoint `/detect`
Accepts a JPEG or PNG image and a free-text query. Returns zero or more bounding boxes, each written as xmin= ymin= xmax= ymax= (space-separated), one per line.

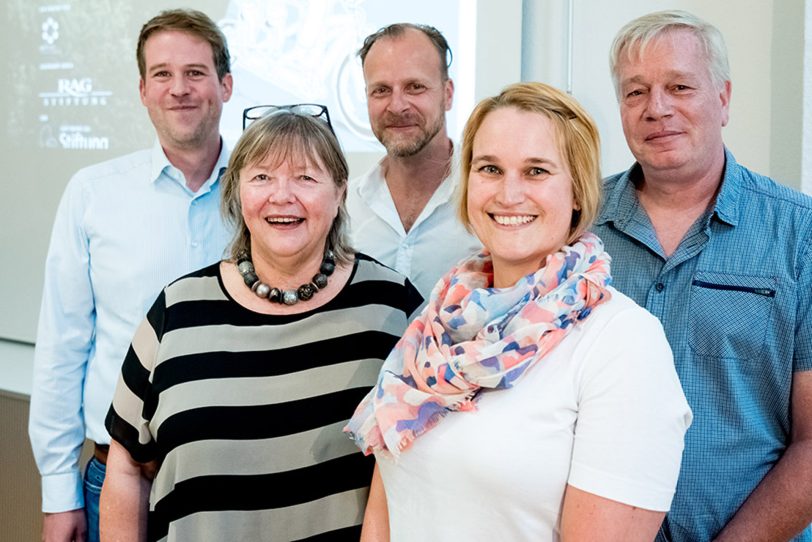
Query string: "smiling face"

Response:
xmin=362 ymin=28 xmax=453 ymax=157
xmin=617 ymin=29 xmax=730 ymax=181
xmin=467 ymin=107 xmax=577 ymax=288
xmin=239 ymin=152 xmax=343 ymax=270
xmin=139 ymin=29 xmax=232 ymax=152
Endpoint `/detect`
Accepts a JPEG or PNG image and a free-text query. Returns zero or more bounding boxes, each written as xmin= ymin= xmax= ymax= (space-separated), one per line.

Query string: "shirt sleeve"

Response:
xmin=28 ymin=174 xmax=95 ymax=513
xmin=567 ymin=304 xmax=693 ymax=512
xmin=105 ymin=292 xmax=165 ymax=464
xmin=794 ymin=236 xmax=812 ymax=372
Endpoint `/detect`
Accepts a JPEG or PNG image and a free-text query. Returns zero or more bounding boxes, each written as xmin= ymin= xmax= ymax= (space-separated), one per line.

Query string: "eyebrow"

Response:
xmin=472 ymin=154 xmax=559 ymax=167
xmin=621 ymin=71 xmax=697 ymax=86
xmin=148 ymin=62 xmax=210 ymax=73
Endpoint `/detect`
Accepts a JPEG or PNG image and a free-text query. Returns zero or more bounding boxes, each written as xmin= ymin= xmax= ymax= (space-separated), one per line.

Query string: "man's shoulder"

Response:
xmin=733 ymin=162 xmax=812 ymax=212
xmin=348 ymin=159 xmax=384 ymax=187
xmin=69 ymin=148 xmax=153 ymax=187
xmin=346 ymin=159 xmax=385 ymax=210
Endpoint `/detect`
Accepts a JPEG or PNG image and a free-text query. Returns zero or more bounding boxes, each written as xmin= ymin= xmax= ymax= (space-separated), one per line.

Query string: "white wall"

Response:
xmin=522 ymin=0 xmax=809 ymax=193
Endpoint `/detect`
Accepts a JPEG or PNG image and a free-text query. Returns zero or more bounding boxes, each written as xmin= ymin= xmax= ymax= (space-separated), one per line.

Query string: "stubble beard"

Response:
xmin=153 ymin=104 xmax=221 ymax=151
xmin=379 ymin=113 xmax=446 ymax=158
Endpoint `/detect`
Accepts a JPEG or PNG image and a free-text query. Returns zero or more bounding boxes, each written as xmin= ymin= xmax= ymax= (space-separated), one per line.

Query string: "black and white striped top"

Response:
xmin=106 ymin=254 xmax=422 ymax=541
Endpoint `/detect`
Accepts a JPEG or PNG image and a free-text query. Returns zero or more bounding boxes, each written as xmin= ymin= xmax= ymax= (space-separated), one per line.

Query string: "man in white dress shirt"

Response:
xmin=346 ymin=23 xmax=481 ymax=300
xmin=28 ymin=9 xmax=233 ymax=541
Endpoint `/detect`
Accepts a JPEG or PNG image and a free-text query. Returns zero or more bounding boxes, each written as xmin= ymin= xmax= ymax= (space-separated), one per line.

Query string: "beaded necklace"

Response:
xmin=236 ymin=250 xmax=336 ymax=305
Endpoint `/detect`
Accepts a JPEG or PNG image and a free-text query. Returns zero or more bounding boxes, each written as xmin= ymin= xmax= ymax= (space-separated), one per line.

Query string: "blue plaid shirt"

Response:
xmin=593 ymin=149 xmax=812 ymax=542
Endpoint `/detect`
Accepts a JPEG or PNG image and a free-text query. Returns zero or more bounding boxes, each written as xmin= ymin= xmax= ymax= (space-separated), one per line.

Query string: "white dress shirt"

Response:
xmin=29 ymin=140 xmax=233 ymax=512
xmin=346 ymin=153 xmax=482 ymax=300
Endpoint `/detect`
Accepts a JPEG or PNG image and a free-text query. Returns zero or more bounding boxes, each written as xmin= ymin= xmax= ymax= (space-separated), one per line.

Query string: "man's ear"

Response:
xmin=221 ymin=73 xmax=234 ymax=103
xmin=444 ymin=78 xmax=454 ymax=112
xmin=720 ymin=79 xmax=731 ymax=127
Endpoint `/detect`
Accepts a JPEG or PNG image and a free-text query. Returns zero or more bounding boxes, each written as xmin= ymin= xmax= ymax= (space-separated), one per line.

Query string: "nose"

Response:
xmin=495 ymin=172 xmax=524 ymax=206
xmin=645 ymin=87 xmax=673 ymax=119
xmin=267 ymin=178 xmax=295 ymax=204
xmin=386 ymin=87 xmax=410 ymax=113
xmin=170 ymin=75 xmax=190 ymax=97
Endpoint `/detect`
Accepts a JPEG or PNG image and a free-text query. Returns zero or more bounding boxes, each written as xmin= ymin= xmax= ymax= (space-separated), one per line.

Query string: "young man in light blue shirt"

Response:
xmin=28 ymin=9 xmax=233 ymax=542
xmin=593 ymin=10 xmax=812 ymax=542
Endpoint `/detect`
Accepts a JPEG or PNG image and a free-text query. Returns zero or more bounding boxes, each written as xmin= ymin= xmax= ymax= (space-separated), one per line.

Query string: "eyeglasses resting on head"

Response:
xmin=242 ymin=103 xmax=334 ymax=134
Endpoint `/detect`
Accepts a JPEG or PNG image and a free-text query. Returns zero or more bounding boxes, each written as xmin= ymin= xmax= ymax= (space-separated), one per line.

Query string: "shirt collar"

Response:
xmin=355 ymin=141 xmax=460 ymax=204
xmin=711 ymin=148 xmax=740 ymax=227
xmin=596 ymin=147 xmax=742 ymax=229
xmin=595 ymin=163 xmax=643 ymax=229
xmin=149 ymin=138 xmax=230 ymax=196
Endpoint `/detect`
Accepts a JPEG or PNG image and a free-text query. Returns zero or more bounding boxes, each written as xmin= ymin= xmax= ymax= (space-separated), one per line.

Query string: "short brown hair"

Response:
xmin=220 ymin=112 xmax=353 ymax=265
xmin=358 ymin=23 xmax=451 ymax=80
xmin=137 ymin=9 xmax=231 ymax=81
xmin=459 ymin=82 xmax=602 ymax=244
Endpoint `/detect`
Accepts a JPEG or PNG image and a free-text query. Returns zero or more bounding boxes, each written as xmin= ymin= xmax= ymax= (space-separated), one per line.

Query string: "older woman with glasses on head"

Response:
xmin=347 ymin=82 xmax=692 ymax=541
xmin=100 ymin=107 xmax=422 ymax=541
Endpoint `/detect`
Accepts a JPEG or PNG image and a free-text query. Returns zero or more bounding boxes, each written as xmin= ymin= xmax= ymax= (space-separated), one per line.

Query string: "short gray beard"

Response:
xmin=381 ymin=115 xmax=445 ymax=158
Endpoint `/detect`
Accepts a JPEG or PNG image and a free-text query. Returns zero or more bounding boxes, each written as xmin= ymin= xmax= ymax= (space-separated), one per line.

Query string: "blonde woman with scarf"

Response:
xmin=347 ymin=82 xmax=692 ymax=542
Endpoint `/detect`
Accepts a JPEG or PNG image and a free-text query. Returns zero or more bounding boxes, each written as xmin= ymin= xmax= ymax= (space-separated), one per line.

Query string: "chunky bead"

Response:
xmin=243 ymin=272 xmax=259 ymax=288
xmin=312 ymin=273 xmax=328 ymax=289
xmin=281 ymin=289 xmax=298 ymax=305
xmin=237 ymin=260 xmax=254 ymax=274
xmin=320 ymin=260 xmax=335 ymax=276
xmin=255 ymin=283 xmax=271 ymax=298
xmin=298 ymin=283 xmax=316 ymax=300
xmin=268 ymin=287 xmax=281 ymax=303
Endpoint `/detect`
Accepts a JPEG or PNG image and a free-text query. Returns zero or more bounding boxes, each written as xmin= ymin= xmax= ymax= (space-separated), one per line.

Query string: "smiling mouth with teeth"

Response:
xmin=266 ymin=217 xmax=304 ymax=224
xmin=491 ymin=214 xmax=536 ymax=226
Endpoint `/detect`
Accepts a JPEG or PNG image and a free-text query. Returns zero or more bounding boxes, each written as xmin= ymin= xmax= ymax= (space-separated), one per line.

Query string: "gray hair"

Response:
xmin=220 ymin=112 xmax=353 ymax=265
xmin=609 ymin=10 xmax=730 ymax=98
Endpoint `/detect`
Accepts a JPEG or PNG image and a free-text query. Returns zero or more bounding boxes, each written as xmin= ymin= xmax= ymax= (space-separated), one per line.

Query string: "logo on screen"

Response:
xmin=57 ymin=78 xmax=93 ymax=97
xmin=41 ymin=17 xmax=59 ymax=45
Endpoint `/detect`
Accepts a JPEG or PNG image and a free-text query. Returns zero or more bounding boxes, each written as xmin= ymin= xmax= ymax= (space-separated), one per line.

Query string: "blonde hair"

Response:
xmin=220 ymin=112 xmax=352 ymax=264
xmin=459 ymin=82 xmax=602 ymax=244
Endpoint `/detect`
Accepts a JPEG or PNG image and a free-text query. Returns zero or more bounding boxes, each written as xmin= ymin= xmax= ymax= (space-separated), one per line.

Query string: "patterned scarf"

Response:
xmin=345 ymin=232 xmax=612 ymax=458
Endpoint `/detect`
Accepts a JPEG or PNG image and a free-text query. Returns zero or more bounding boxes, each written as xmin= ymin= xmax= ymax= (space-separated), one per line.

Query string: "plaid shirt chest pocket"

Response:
xmin=688 ymin=271 xmax=777 ymax=361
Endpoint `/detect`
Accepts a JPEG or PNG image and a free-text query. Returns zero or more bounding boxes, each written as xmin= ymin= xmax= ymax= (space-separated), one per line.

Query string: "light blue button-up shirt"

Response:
xmin=29 ymin=140 xmax=233 ymax=512
xmin=593 ymin=150 xmax=812 ymax=542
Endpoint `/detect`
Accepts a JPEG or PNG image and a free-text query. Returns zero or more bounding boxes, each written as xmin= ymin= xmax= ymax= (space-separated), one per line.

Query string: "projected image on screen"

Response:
xmin=1 ymin=0 xmax=483 ymax=342
xmin=9 ymin=2 xmax=150 ymax=154
xmin=218 ymin=0 xmax=469 ymax=151
xmin=9 ymin=0 xmax=470 ymax=154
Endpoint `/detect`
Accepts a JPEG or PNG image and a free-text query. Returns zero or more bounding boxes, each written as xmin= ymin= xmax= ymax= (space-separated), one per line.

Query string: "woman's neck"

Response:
xmin=250 ymin=249 xmax=325 ymax=290
xmin=222 ymin=256 xmax=353 ymax=316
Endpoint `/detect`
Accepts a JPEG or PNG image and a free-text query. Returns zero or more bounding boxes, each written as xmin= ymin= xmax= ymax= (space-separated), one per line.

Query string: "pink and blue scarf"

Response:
xmin=345 ymin=232 xmax=612 ymax=457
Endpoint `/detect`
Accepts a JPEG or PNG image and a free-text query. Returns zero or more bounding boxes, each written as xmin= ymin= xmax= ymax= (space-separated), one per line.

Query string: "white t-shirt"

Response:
xmin=376 ymin=288 xmax=692 ymax=542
